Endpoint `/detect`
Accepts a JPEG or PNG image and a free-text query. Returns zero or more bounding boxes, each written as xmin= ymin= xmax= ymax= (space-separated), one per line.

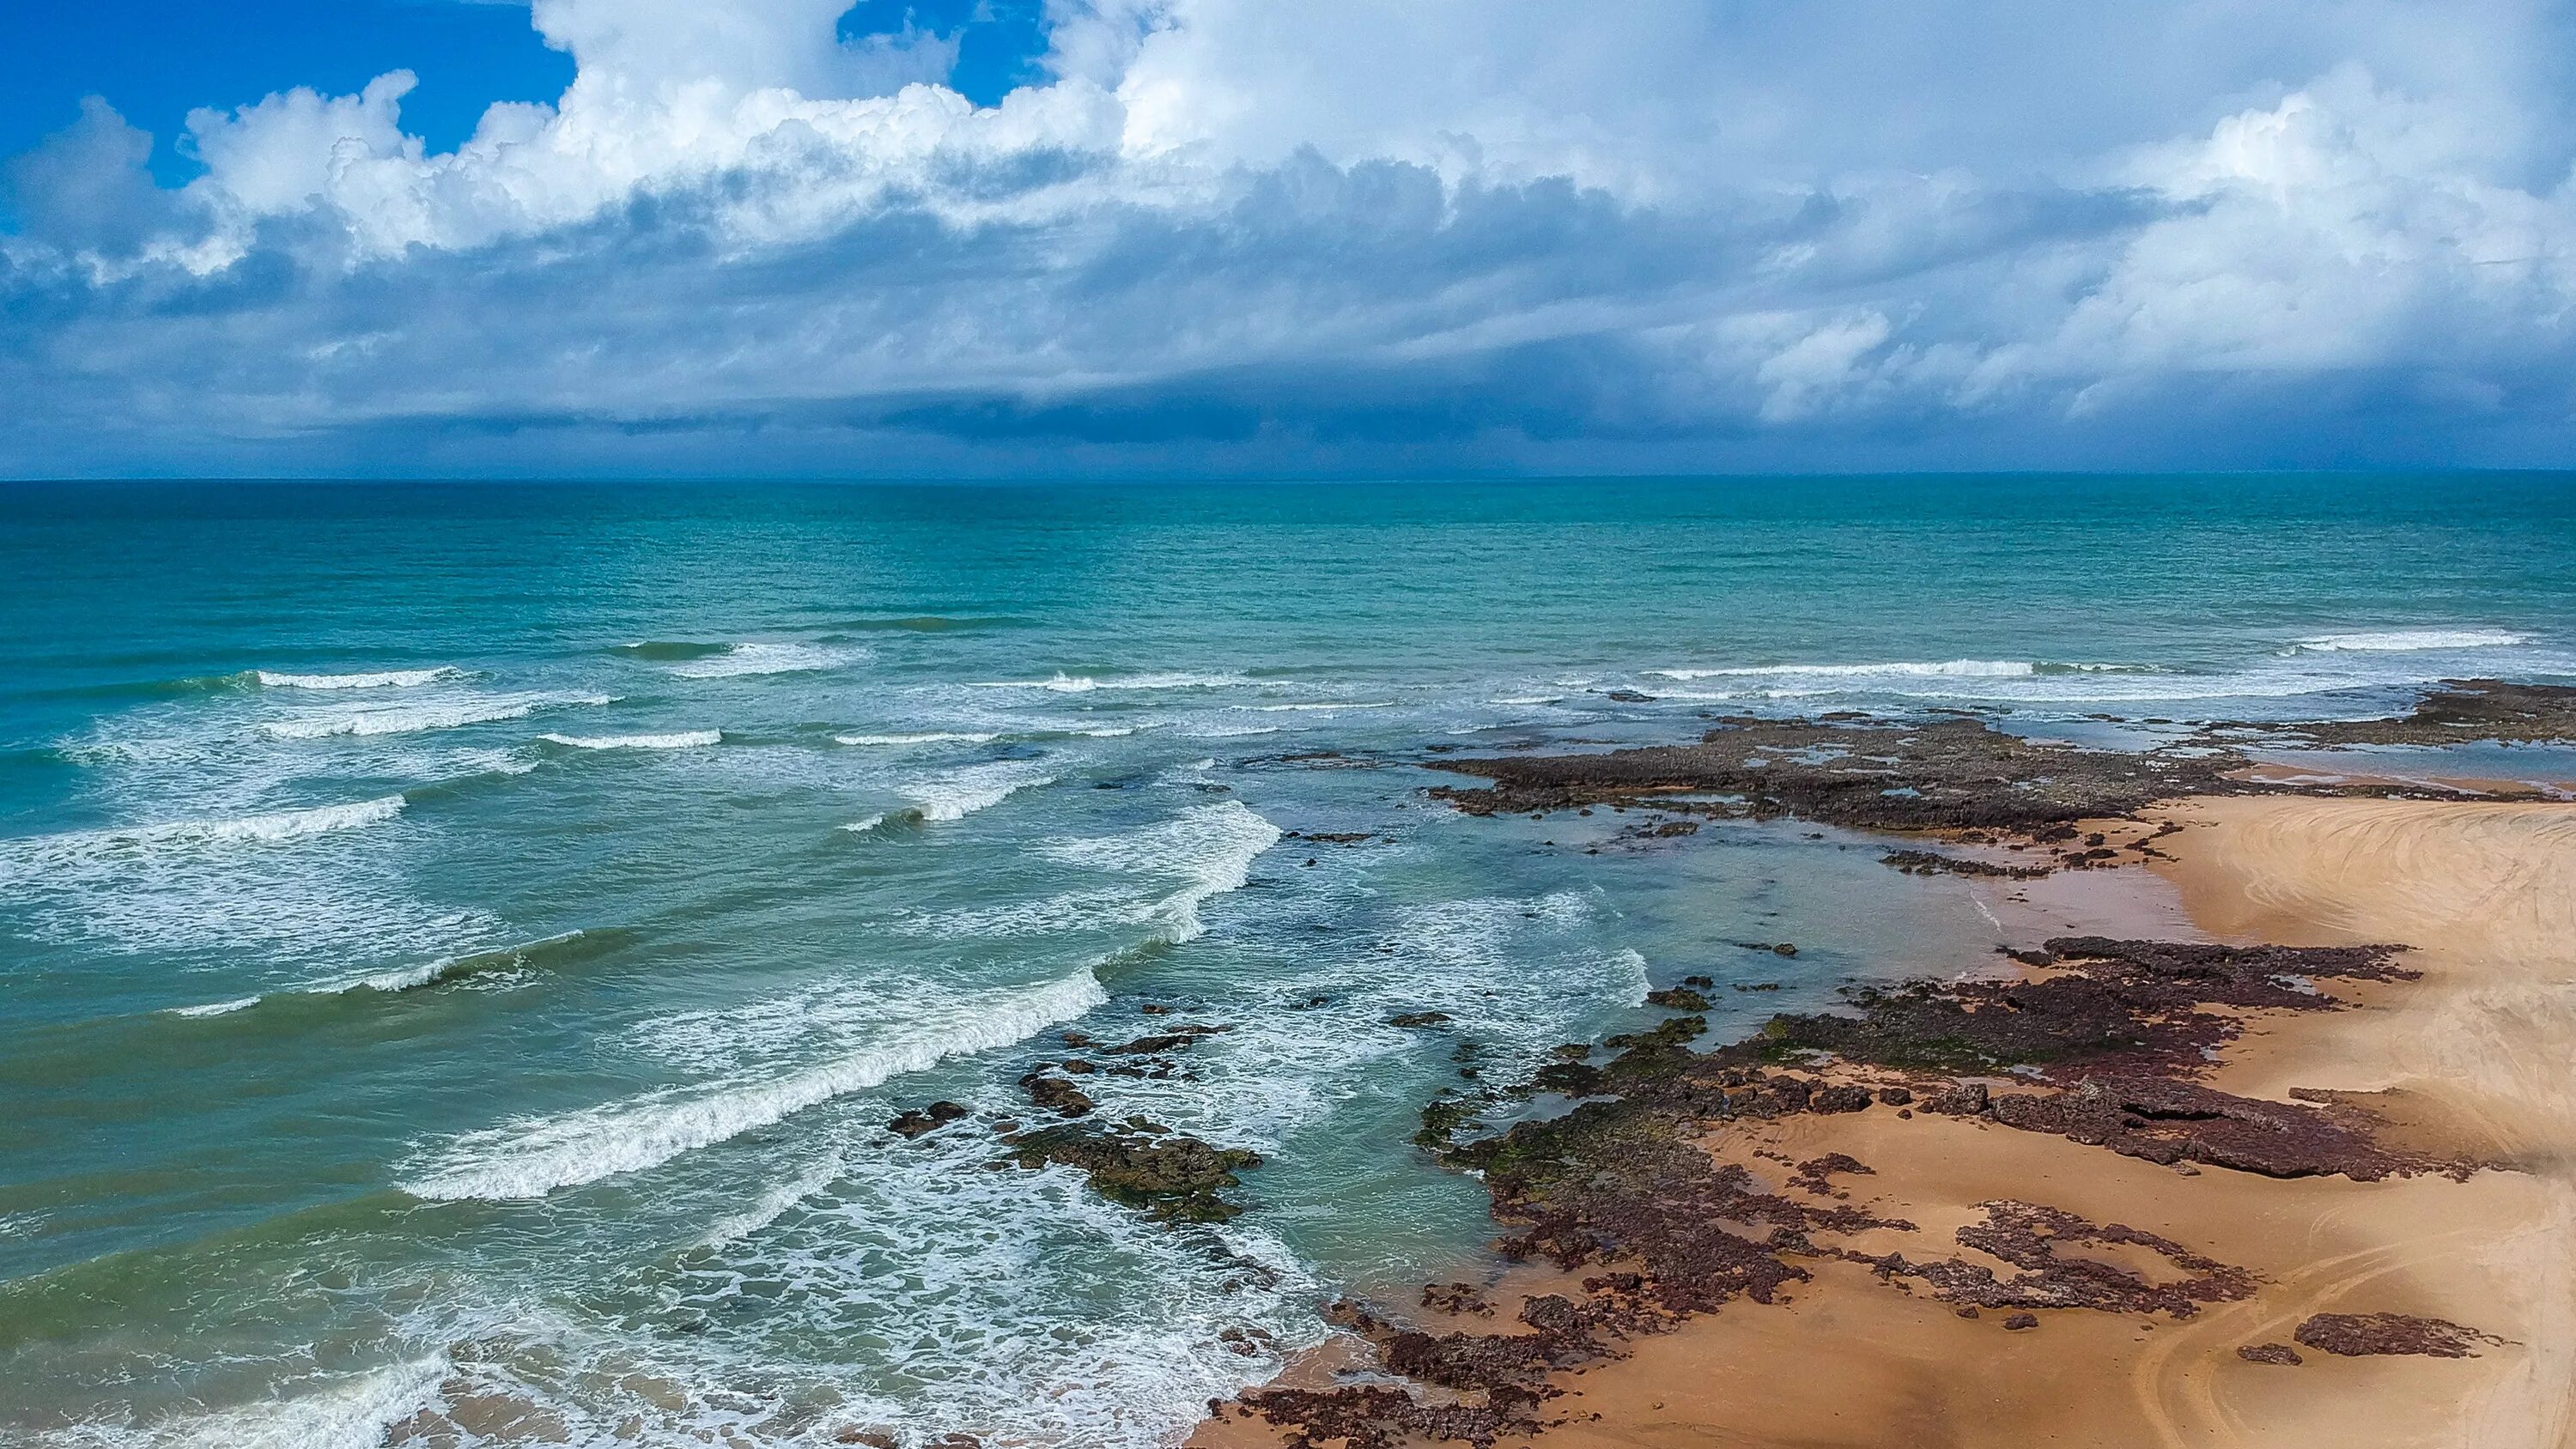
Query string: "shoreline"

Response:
xmin=1190 ymin=695 xmax=2576 ymax=1448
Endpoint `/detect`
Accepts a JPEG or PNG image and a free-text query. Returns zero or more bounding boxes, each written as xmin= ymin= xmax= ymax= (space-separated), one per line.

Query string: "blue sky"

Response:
xmin=4 ymin=1 xmax=2575 ymax=476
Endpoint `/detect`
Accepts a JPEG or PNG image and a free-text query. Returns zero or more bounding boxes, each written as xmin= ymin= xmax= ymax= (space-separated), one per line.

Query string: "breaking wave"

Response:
xmin=1036 ymin=800 xmax=1281 ymax=945
xmin=165 ymin=931 xmax=597 ymax=1018
xmin=112 ymin=1356 xmax=453 ymax=1449
xmin=967 ymin=672 xmax=1242 ymax=693
xmin=262 ymin=692 xmax=611 ymax=739
xmin=400 ymin=969 xmax=1108 ymax=1200
xmin=1650 ymin=659 xmax=2041 ymax=680
xmin=834 ymin=731 xmax=1000 ymax=747
xmin=253 ymin=667 xmax=464 ymax=690
xmin=2292 ymin=628 xmax=2531 ymax=652
xmin=901 ymin=761 xmax=1056 ymax=822
xmin=664 ymin=643 xmax=855 ymax=678
xmin=540 ymin=731 xmax=722 ymax=750
xmin=1 ymin=796 xmax=405 ymax=876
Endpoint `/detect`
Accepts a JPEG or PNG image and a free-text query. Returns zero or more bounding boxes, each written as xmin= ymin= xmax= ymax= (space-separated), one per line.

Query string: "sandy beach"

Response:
xmin=1197 ymin=785 xmax=2576 ymax=1449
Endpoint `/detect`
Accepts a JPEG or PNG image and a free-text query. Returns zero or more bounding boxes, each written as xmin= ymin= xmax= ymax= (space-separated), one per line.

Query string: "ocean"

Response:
xmin=3 ymin=476 xmax=2573 ymax=1447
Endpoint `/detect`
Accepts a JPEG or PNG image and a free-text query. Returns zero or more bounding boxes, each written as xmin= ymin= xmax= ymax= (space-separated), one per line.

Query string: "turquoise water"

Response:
xmin=2 ymin=476 xmax=2572 ymax=1447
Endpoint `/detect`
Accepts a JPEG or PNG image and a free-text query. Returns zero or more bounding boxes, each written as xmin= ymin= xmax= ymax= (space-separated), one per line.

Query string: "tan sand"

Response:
xmin=1194 ymin=796 xmax=2576 ymax=1449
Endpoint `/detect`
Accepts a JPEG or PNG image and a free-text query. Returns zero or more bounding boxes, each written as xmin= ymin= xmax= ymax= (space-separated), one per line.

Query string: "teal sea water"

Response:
xmin=3 ymin=476 xmax=2573 ymax=1447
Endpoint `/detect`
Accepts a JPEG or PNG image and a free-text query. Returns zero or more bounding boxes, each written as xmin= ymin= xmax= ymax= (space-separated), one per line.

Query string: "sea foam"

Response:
xmin=902 ymin=761 xmax=1056 ymax=822
xmin=254 ymin=667 xmax=463 ymax=690
xmin=123 ymin=1355 xmax=452 ymax=1449
xmin=400 ymin=968 xmax=1108 ymax=1200
xmin=2 ymin=796 xmax=405 ymax=876
xmin=2293 ymin=628 xmax=2531 ymax=652
xmin=968 ymin=671 xmax=1242 ymax=693
xmin=665 ymin=643 xmax=855 ymax=678
xmin=1651 ymin=659 xmax=2038 ymax=680
xmin=540 ymin=731 xmax=722 ymax=750
xmin=262 ymin=692 xmax=611 ymax=739
xmin=164 ymin=931 xmax=591 ymax=1018
xmin=834 ymin=731 xmax=1001 ymax=746
xmin=1036 ymin=800 xmax=1282 ymax=945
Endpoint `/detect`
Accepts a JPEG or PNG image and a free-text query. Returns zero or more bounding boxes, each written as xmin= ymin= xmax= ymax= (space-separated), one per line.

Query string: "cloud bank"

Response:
xmin=4 ymin=0 xmax=2575 ymax=476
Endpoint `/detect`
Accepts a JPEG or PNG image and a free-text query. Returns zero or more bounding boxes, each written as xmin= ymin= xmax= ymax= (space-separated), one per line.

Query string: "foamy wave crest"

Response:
xmin=540 ymin=731 xmax=722 ymax=750
xmin=2293 ymin=628 xmax=2531 ymax=652
xmin=835 ymin=731 xmax=1000 ymax=746
xmin=1037 ymin=800 xmax=1281 ymax=945
xmin=169 ymin=996 xmax=262 ymax=1019
xmin=839 ymin=813 xmax=888 ymax=834
xmin=342 ymin=930 xmax=590 ymax=994
xmin=969 ymin=671 xmax=1242 ymax=693
xmin=401 ymin=969 xmax=1107 ymax=1200
xmin=165 ymin=931 xmax=591 ymax=1017
xmin=254 ymin=667 xmax=463 ymax=690
xmin=665 ymin=642 xmax=855 ymax=678
xmin=4 ymin=796 xmax=404 ymax=875
xmin=262 ymin=692 xmax=611 ymax=739
xmin=123 ymin=1355 xmax=451 ymax=1449
xmin=700 ymin=1152 xmax=848 ymax=1247
xmin=903 ymin=761 xmax=1055 ymax=822
xmin=1652 ymin=659 xmax=2037 ymax=680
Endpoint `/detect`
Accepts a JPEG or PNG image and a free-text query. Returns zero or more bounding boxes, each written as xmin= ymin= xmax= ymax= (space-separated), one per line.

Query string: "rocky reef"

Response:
xmin=1221 ymin=921 xmax=2486 ymax=1446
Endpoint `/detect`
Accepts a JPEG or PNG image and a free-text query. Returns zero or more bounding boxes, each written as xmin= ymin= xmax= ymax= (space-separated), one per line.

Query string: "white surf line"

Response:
xmin=400 ymin=969 xmax=1108 ymax=1201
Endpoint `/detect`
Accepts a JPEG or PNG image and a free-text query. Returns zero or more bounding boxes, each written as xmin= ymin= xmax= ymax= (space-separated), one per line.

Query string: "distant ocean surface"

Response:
xmin=3 ymin=476 xmax=2573 ymax=1447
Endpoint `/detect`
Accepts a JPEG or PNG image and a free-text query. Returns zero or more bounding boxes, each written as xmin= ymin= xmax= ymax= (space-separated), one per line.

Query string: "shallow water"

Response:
xmin=2 ymin=476 xmax=2571 ymax=1446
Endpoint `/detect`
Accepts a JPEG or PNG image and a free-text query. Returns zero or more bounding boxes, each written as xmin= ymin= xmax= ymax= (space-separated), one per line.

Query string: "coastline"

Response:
xmin=1193 ymin=706 xmax=2576 ymax=1448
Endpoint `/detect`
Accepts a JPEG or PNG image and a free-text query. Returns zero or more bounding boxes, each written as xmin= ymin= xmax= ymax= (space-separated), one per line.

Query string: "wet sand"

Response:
xmin=1194 ymin=794 xmax=2576 ymax=1448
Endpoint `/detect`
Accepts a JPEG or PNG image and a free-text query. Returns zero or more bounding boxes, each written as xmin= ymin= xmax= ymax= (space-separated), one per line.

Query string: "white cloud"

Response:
xmin=4 ymin=0 xmax=2576 ymax=473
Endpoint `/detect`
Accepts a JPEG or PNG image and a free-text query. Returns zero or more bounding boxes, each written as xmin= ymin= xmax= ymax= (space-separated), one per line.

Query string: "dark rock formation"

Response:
xmin=1425 ymin=715 xmax=2245 ymax=831
xmin=1882 ymin=848 xmax=2052 ymax=879
xmin=1862 ymin=1201 xmax=2254 ymax=1319
xmin=2294 ymin=1312 xmax=2501 ymax=1358
xmin=2250 ymin=680 xmax=2576 ymax=747
xmin=887 ymin=1100 xmax=970 ymax=1138
xmin=1003 ymin=1120 xmax=1262 ymax=1223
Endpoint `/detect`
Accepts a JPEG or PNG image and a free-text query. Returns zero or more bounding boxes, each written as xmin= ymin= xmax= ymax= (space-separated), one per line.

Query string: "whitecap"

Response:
xmin=254 ymin=667 xmax=463 ymax=690
xmin=1036 ymin=800 xmax=1281 ymax=945
xmin=340 ymin=931 xmax=590 ymax=994
xmin=2 ymin=796 xmax=405 ymax=874
xmin=834 ymin=731 xmax=1000 ymax=747
xmin=839 ymin=813 xmax=889 ymax=834
xmin=1651 ymin=659 xmax=2038 ymax=680
xmin=124 ymin=1355 xmax=451 ymax=1449
xmin=700 ymin=1153 xmax=848 ymax=1246
xmin=539 ymin=731 xmax=721 ymax=750
xmin=164 ymin=931 xmax=590 ymax=1017
xmin=969 ymin=671 xmax=1242 ymax=693
xmin=1240 ymin=701 xmax=1394 ymax=712
xmin=665 ymin=642 xmax=856 ymax=678
xmin=262 ymin=692 xmax=611 ymax=739
xmin=902 ymin=761 xmax=1056 ymax=822
xmin=2293 ymin=628 xmax=2531 ymax=652
xmin=168 ymin=996 xmax=262 ymax=1019
xmin=400 ymin=969 xmax=1107 ymax=1200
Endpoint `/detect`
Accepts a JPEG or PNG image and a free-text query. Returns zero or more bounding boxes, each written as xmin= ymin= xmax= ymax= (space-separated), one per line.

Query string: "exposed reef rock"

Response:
xmin=1859 ymin=1199 xmax=2255 ymax=1317
xmin=1425 ymin=715 xmax=2243 ymax=830
xmin=1230 ymin=922 xmax=2469 ymax=1448
xmin=2293 ymin=1312 xmax=2503 ymax=1358
xmin=1425 ymin=683 xmax=2576 ymax=833
xmin=887 ymin=1100 xmax=970 ymax=1139
xmin=1003 ymin=1120 xmax=1262 ymax=1223
xmin=1880 ymin=848 xmax=2053 ymax=879
xmin=2242 ymin=679 xmax=2576 ymax=747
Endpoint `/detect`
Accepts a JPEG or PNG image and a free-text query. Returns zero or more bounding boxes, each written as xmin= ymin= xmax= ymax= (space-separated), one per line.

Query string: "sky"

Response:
xmin=3 ymin=0 xmax=2575 ymax=478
